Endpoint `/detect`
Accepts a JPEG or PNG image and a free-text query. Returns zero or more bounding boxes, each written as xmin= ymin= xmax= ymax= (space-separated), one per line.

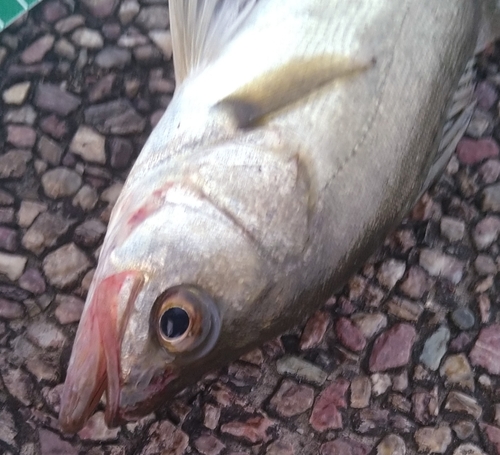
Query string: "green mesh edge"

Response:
xmin=0 ymin=0 xmax=43 ymax=32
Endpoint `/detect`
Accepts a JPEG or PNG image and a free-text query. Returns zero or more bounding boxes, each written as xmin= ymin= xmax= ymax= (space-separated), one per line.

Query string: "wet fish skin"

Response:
xmin=60 ymin=0 xmax=483 ymax=432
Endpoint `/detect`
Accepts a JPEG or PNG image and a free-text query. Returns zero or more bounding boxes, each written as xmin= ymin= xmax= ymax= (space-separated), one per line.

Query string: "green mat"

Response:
xmin=0 ymin=0 xmax=43 ymax=32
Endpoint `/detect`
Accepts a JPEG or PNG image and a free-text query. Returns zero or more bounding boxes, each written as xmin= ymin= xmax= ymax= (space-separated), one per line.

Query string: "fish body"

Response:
xmin=61 ymin=0 xmax=488 ymax=432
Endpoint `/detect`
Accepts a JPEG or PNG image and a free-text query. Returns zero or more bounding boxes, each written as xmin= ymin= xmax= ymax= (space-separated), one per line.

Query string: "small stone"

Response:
xmin=26 ymin=319 xmax=66 ymax=350
xmin=149 ymin=30 xmax=173 ymax=58
xmin=482 ymin=424 xmax=500 ymax=454
xmin=1 ymin=366 xmax=33 ymax=405
xmin=81 ymin=0 xmax=118 ymax=18
xmin=0 ymin=190 xmax=14 ymax=205
xmin=377 ymin=434 xmax=406 ymax=455
xmin=399 ymin=266 xmax=430 ymax=300
xmin=74 ymin=219 xmax=107 ymax=247
xmin=440 ymin=216 xmax=465 ymax=242
xmin=473 ymin=216 xmax=500 ymax=249
xmin=266 ymin=441 xmax=294 ymax=455
xmin=0 ymin=410 xmax=17 ymax=447
xmin=194 ymin=435 xmax=225 ymax=455
xmin=203 ymin=404 xmax=220 ymax=430
xmin=474 ymin=255 xmax=497 ymax=276
xmin=453 ymin=444 xmax=486 ymax=455
xmin=22 ymin=211 xmax=73 ymax=254
xmin=42 ymin=243 xmax=91 ymax=289
xmin=3 ymin=82 xmax=31 ymax=104
xmin=477 ymin=294 xmax=491 ymax=323
xmin=470 ymin=324 xmax=500 ymax=374
xmin=0 ymin=298 xmax=24 ymax=319
xmin=21 ymin=35 xmax=55 ymax=64
xmin=78 ymin=412 xmax=120 ymax=441
xmin=389 ymin=393 xmax=411 ymax=413
xmin=354 ymin=408 xmax=389 ymax=434
xmin=440 ymin=354 xmax=474 ymax=391
xmin=479 ymin=159 xmax=500 ymax=183
xmin=221 ymin=415 xmax=274 ymax=444
xmin=40 ymin=114 xmax=68 ymax=139
xmin=0 ymin=227 xmax=17 ymax=251
xmin=54 ymin=294 xmax=85 ymax=324
xmin=377 ymin=259 xmax=406 ymax=289
xmin=72 ymin=28 xmax=104 ymax=48
xmin=5 ymin=105 xmax=37 ymax=125
xmin=392 ymin=371 xmax=408 ymax=392
xmin=276 ymin=356 xmax=327 ymax=385
xmin=7 ymin=125 xmax=36 ymax=150
xmin=386 ymin=297 xmax=423 ymax=322
xmin=482 ymin=183 xmax=500 ymax=212
xmin=412 ymin=387 xmax=439 ymax=424
xmin=85 ymin=99 xmax=146 ymax=134
xmin=42 ymin=167 xmax=82 ymax=198
xmin=476 ymin=80 xmax=498 ymax=110
xmin=350 ymin=376 xmax=371 ymax=408
xmin=335 ymin=317 xmax=366 ymax=352
xmin=109 ymin=137 xmax=134 ymax=169
xmin=351 ymin=312 xmax=387 ymax=339
xmin=369 ymin=324 xmax=416 ymax=372
xmin=119 ymin=0 xmax=140 ymax=24
xmin=320 ymin=438 xmax=370 ymax=455
xmin=35 ymin=83 xmax=81 ymax=115
xmin=270 ymin=379 xmax=314 ymax=417
xmin=451 ymin=308 xmax=475 ymax=330
xmin=445 ymin=391 xmax=482 ymax=419
xmin=309 ymin=379 xmax=349 ymax=432
xmin=0 ymin=208 xmax=14 ymax=224
xmin=300 ymin=311 xmax=330 ymax=350
xmin=95 ymin=46 xmax=131 ymax=69
xmin=420 ymin=326 xmax=450 ymax=371
xmin=39 ymin=429 xmax=77 ymax=455
xmin=37 ymin=135 xmax=63 ymax=165
xmin=0 ymin=252 xmax=26 ymax=281
xmin=54 ymin=38 xmax=76 ymax=59
xmin=452 ymin=421 xmax=476 ymax=440
xmin=69 ymin=126 xmax=106 ymax=163
xmin=73 ymin=184 xmax=99 ymax=211
xmin=457 ymin=138 xmax=499 ymax=165
xmin=419 ymin=249 xmax=464 ymax=284
xmin=371 ymin=373 xmax=391 ymax=396
xmin=136 ymin=6 xmax=169 ymax=30
xmin=414 ymin=426 xmax=452 ymax=454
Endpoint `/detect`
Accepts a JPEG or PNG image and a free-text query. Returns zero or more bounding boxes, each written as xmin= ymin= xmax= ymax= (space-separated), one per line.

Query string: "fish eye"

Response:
xmin=153 ymin=285 xmax=221 ymax=362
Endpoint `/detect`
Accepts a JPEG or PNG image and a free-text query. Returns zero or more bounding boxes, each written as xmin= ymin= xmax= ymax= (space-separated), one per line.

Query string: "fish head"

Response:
xmin=59 ymin=182 xmax=273 ymax=432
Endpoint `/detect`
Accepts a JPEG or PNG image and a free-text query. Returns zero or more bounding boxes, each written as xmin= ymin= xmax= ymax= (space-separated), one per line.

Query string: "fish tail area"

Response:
xmin=169 ymin=0 xmax=258 ymax=84
xmin=59 ymin=271 xmax=144 ymax=432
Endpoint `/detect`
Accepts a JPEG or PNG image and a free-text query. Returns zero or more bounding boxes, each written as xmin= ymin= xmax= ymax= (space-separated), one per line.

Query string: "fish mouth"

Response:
xmin=59 ymin=271 xmax=144 ymax=433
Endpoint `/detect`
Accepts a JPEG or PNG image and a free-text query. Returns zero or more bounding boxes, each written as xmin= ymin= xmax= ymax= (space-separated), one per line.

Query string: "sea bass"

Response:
xmin=60 ymin=0 xmax=495 ymax=432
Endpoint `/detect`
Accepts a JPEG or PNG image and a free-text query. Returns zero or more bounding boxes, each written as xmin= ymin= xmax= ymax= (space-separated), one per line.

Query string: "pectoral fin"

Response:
xmin=216 ymin=55 xmax=373 ymax=129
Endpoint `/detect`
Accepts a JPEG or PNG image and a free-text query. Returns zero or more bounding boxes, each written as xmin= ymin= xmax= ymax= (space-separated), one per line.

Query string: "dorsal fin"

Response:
xmin=169 ymin=0 xmax=258 ymax=84
xmin=216 ymin=56 xmax=373 ymax=129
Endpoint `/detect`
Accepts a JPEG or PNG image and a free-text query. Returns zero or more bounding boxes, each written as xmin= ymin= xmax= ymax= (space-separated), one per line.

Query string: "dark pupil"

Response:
xmin=160 ymin=307 xmax=190 ymax=339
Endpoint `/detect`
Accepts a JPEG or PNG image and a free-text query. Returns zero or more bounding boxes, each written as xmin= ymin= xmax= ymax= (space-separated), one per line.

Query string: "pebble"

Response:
xmin=3 ymin=82 xmax=31 ymax=104
xmin=71 ymin=28 xmax=104 ymax=48
xmin=414 ymin=426 xmax=452 ymax=454
xmin=37 ymin=135 xmax=63 ymax=165
xmin=0 ymin=252 xmax=26 ymax=281
xmin=309 ymin=379 xmax=349 ymax=432
xmin=41 ymin=167 xmax=82 ymax=198
xmin=109 ymin=137 xmax=134 ymax=169
xmin=412 ymin=387 xmax=439 ymax=424
xmin=21 ymin=35 xmax=55 ymax=64
xmin=369 ymin=324 xmax=416 ymax=372
xmin=119 ymin=0 xmax=140 ymax=24
xmin=6 ymin=126 xmax=36 ymax=149
xmin=40 ymin=114 xmax=68 ymax=139
xmin=476 ymin=80 xmax=498 ymax=110
xmin=39 ymin=429 xmax=78 ymax=455
xmin=440 ymin=216 xmax=465 ymax=242
xmin=42 ymin=243 xmax=91 ymax=289
xmin=420 ymin=326 xmax=450 ymax=371
xmin=270 ymin=379 xmax=314 ymax=417
xmin=194 ymin=435 xmax=225 ymax=455
xmin=456 ymin=138 xmax=499 ymax=165
xmin=0 ymin=227 xmax=18 ymax=251
xmin=452 ymin=421 xmax=476 ymax=440
xmin=78 ymin=412 xmax=120 ymax=441
xmin=276 ymin=356 xmax=328 ymax=385
xmin=203 ymin=404 xmax=220 ymax=430
xmin=445 ymin=391 xmax=482 ymax=419
xmin=1 ymin=366 xmax=33 ymax=405
xmin=221 ymin=415 xmax=274 ymax=444
xmin=451 ymin=308 xmax=475 ymax=330
xmin=440 ymin=354 xmax=474 ymax=391
xmin=26 ymin=319 xmax=66 ymax=350
xmin=0 ymin=410 xmax=18 ymax=447
xmin=479 ymin=159 xmax=500 ymax=183
xmin=473 ymin=216 xmax=500 ymax=249
xmin=35 ymin=83 xmax=81 ymax=115
xmin=18 ymin=201 xmax=47 ymax=228
xmin=377 ymin=259 xmax=406 ymax=289
xmin=320 ymin=438 xmax=370 ymax=455
xmin=354 ymin=407 xmax=389 ymax=433
xmin=482 ymin=423 xmax=500 ymax=453
xmin=136 ymin=6 xmax=170 ymax=30
xmin=371 ymin=373 xmax=391 ymax=396
xmin=81 ymin=0 xmax=118 ymax=18
xmin=351 ymin=312 xmax=387 ymax=339
xmin=377 ymin=434 xmax=406 ymax=455
xmin=54 ymin=294 xmax=85 ymax=324
xmin=482 ymin=183 xmax=500 ymax=212
xmin=149 ymin=30 xmax=173 ymax=59
xmin=22 ymin=211 xmax=73 ymax=254
xmin=300 ymin=311 xmax=330 ymax=350
xmin=84 ymin=99 xmax=146 ymax=134
xmin=95 ymin=46 xmax=132 ymax=69
xmin=7 ymin=143 xmax=28 ymax=169
xmin=386 ymin=297 xmax=423 ymax=322
xmin=467 ymin=110 xmax=493 ymax=138
xmin=350 ymin=376 xmax=371 ymax=408
xmin=453 ymin=444 xmax=486 ymax=455
xmin=335 ymin=317 xmax=366 ymax=352
xmin=470 ymin=324 xmax=500 ymax=374
xmin=69 ymin=125 xmax=106 ymax=163
xmin=73 ymin=184 xmax=99 ymax=211
xmin=0 ymin=298 xmax=24 ymax=319
xmin=419 ymin=249 xmax=464 ymax=284
xmin=74 ymin=219 xmax=106 ymax=247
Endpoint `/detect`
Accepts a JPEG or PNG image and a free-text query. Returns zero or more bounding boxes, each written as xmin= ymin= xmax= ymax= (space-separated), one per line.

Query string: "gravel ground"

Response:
xmin=1 ymin=1 xmax=500 ymax=455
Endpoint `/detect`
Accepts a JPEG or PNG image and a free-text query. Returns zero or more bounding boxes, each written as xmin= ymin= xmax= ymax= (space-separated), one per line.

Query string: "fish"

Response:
xmin=59 ymin=0 xmax=499 ymax=432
